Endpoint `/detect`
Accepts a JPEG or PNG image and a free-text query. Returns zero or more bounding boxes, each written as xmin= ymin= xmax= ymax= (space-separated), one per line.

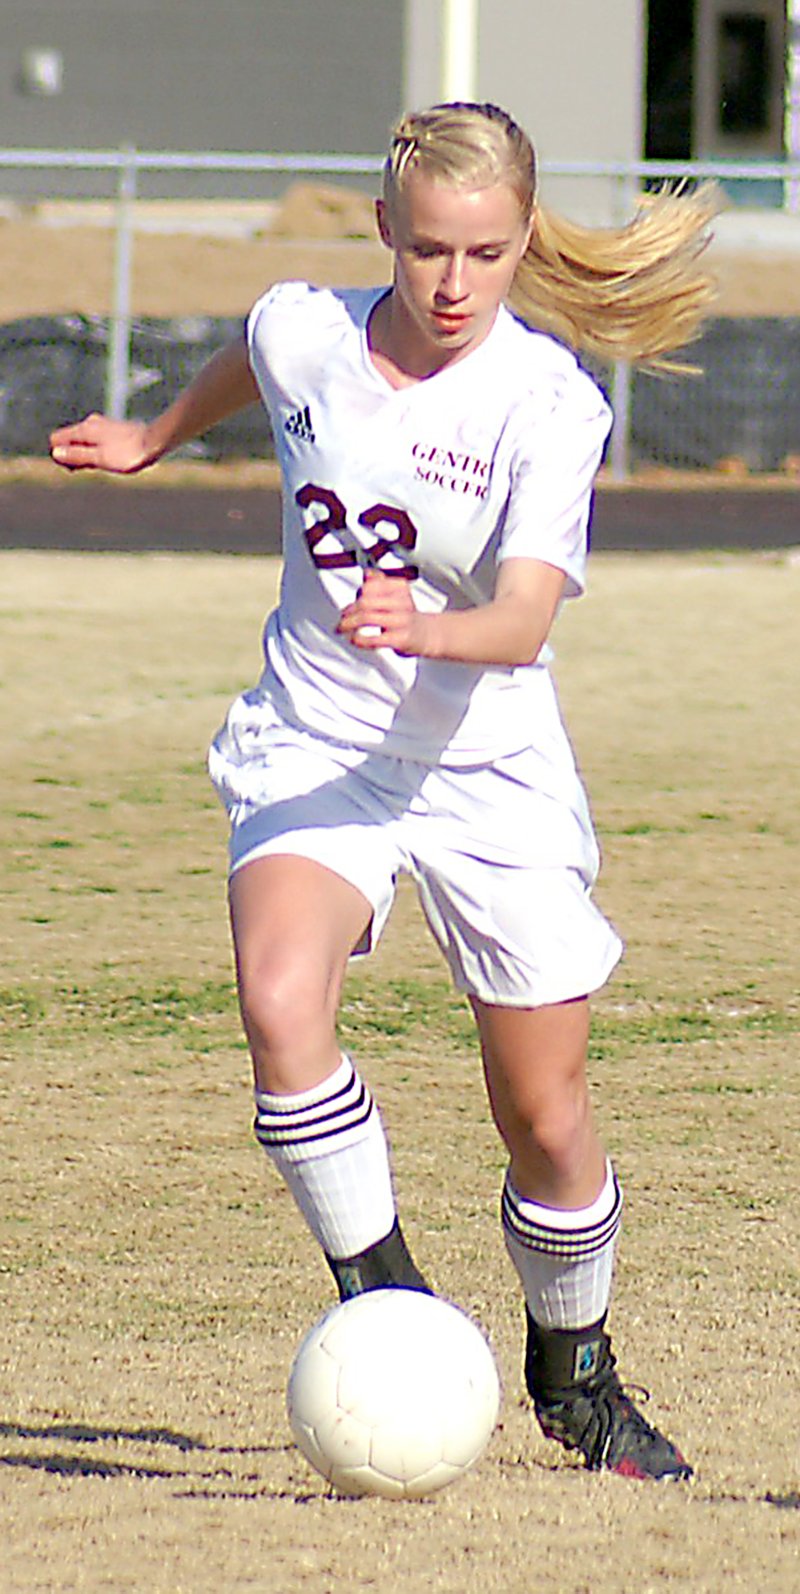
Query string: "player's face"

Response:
xmin=377 ymin=173 xmax=532 ymax=371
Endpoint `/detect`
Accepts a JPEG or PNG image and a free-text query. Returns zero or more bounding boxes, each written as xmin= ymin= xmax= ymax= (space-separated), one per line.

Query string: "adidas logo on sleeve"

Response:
xmin=284 ymin=404 xmax=315 ymax=443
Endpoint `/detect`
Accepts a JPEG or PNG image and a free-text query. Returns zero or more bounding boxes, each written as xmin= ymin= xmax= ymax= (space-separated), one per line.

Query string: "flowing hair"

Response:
xmin=383 ymin=102 xmax=718 ymax=371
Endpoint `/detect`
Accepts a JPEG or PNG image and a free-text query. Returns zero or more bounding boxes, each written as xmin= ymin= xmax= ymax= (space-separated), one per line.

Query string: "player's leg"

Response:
xmin=409 ymin=740 xmax=690 ymax=1479
xmin=230 ymin=851 xmax=367 ymax=1093
xmin=230 ymin=852 xmax=430 ymax=1298
xmin=474 ymin=995 xmax=605 ymax=1206
xmin=473 ymin=995 xmax=691 ymax=1480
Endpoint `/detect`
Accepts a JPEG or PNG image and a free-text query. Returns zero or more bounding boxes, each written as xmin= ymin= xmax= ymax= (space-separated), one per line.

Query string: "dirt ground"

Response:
xmin=1 ymin=195 xmax=799 ymax=319
xmin=1 ymin=550 xmax=798 ymax=1592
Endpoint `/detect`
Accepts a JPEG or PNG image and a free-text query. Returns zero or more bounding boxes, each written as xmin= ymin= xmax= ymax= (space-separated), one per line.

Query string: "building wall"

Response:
xmin=0 ymin=0 xmax=659 ymax=219
xmin=479 ymin=0 xmax=642 ymax=159
xmin=404 ymin=0 xmax=644 ymax=222
xmin=0 ymin=0 xmax=404 ymax=196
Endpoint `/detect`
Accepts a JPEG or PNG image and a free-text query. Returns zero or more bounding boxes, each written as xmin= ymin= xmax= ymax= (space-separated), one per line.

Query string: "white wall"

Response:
xmin=404 ymin=0 xmax=644 ymax=223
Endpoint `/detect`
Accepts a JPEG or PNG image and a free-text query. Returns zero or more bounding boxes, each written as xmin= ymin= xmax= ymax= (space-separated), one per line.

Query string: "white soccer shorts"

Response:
xmin=208 ymin=689 xmax=623 ymax=1008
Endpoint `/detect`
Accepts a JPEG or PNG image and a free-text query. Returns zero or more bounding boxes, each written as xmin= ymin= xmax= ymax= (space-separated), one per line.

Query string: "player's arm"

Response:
xmin=49 ymin=333 xmax=259 ymax=474
xmin=338 ymin=557 xmax=567 ymax=667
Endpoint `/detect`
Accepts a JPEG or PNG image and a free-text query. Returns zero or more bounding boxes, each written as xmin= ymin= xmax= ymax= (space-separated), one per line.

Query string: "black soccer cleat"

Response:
xmin=325 ymin=1218 xmax=433 ymax=1301
xmin=524 ymin=1312 xmax=693 ymax=1481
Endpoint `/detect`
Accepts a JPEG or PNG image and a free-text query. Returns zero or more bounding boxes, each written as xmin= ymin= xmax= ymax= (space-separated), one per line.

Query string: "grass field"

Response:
xmin=1 ymin=548 xmax=798 ymax=1592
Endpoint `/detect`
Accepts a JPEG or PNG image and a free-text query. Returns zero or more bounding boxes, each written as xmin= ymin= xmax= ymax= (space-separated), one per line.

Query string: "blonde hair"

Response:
xmin=384 ymin=103 xmax=718 ymax=371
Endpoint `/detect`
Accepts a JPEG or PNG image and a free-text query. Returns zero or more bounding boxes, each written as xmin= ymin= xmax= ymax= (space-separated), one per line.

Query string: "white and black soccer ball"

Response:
xmin=287 ymin=1288 xmax=501 ymax=1498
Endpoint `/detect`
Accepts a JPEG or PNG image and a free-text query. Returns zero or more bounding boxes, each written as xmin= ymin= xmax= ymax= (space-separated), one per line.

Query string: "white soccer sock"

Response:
xmin=253 ymin=1054 xmax=396 ymax=1260
xmin=502 ymin=1161 xmax=623 ymax=1330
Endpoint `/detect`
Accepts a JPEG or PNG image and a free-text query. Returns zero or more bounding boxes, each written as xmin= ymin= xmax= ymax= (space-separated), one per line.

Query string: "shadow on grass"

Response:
xmin=0 ymin=1415 xmax=301 ymax=1493
xmin=0 ymin=1419 xmax=286 ymax=1456
xmin=0 ymin=1419 xmax=206 ymax=1451
xmin=0 ymin=1451 xmax=180 ymax=1479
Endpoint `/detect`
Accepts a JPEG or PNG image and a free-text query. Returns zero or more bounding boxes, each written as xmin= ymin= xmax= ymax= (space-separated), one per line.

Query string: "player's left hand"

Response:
xmin=337 ymin=569 xmax=430 ymax=656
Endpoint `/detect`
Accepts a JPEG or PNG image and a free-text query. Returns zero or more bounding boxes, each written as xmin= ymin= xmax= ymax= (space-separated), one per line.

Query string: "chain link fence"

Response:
xmin=1 ymin=149 xmax=799 ymax=477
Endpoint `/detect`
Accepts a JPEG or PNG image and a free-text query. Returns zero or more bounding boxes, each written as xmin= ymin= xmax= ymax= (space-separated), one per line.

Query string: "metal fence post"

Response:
xmin=606 ymin=168 xmax=638 ymax=482
xmin=105 ymin=146 xmax=136 ymax=420
xmin=608 ymin=360 xmax=632 ymax=481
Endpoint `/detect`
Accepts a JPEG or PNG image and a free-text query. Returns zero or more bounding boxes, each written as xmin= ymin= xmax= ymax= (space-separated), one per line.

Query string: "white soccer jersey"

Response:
xmin=246 ymin=281 xmax=611 ymax=766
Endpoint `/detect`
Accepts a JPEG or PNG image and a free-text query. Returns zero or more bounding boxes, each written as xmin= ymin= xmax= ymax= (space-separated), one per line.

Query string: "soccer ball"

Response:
xmin=287 ymin=1288 xmax=501 ymax=1498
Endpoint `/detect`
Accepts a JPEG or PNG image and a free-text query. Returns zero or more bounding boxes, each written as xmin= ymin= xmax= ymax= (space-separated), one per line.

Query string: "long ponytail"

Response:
xmin=509 ymin=186 xmax=719 ymax=371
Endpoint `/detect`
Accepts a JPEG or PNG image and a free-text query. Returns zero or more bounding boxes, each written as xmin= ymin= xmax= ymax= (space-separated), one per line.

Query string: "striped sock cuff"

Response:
xmin=502 ymin=1164 xmax=623 ymax=1262
xmin=254 ymin=1055 xmax=375 ymax=1164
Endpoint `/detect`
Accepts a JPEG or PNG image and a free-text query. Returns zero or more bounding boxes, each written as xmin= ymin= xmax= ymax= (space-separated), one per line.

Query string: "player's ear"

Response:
xmin=375 ymin=198 xmax=393 ymax=250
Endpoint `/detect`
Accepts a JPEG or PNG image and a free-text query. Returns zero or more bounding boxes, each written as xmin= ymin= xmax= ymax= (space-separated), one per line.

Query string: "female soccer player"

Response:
xmin=51 ymin=102 xmax=716 ymax=1481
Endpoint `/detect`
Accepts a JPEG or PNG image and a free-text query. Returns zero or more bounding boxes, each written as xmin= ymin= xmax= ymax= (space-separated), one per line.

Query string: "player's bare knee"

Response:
xmin=516 ymin=1091 xmax=591 ymax=1184
xmin=238 ymin=953 xmax=336 ymax=1065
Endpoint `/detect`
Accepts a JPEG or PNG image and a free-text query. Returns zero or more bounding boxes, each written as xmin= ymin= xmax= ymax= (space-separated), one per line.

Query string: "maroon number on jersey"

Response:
xmin=296 ymin=483 xmax=419 ymax=580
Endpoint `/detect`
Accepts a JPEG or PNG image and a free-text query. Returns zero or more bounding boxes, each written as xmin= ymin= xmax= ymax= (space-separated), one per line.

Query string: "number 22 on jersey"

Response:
xmin=296 ymin=483 xmax=420 ymax=580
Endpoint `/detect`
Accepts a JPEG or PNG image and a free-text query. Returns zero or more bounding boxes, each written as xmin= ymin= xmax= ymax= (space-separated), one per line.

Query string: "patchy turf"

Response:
xmin=1 ymin=549 xmax=798 ymax=1592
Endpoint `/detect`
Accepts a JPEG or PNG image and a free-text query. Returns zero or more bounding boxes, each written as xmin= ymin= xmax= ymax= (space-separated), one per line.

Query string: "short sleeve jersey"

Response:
xmin=246 ymin=281 xmax=611 ymax=767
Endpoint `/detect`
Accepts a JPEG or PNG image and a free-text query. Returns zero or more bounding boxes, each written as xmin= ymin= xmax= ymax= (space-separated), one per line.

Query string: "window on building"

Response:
xmin=646 ymin=0 xmax=694 ymax=159
xmin=718 ymin=14 xmax=772 ymax=133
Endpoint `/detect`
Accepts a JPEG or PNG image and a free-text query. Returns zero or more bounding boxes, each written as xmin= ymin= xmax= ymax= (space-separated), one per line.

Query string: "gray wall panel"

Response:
xmin=0 ymin=1 xmax=403 ymax=194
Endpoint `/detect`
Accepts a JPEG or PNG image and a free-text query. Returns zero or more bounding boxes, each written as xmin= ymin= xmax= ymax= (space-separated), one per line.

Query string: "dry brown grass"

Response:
xmin=0 ymin=209 xmax=798 ymax=320
xmin=1 ymin=550 xmax=798 ymax=1592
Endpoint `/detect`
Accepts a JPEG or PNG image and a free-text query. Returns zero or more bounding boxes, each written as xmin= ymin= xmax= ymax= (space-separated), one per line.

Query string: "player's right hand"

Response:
xmin=50 ymin=413 xmax=153 ymax=474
